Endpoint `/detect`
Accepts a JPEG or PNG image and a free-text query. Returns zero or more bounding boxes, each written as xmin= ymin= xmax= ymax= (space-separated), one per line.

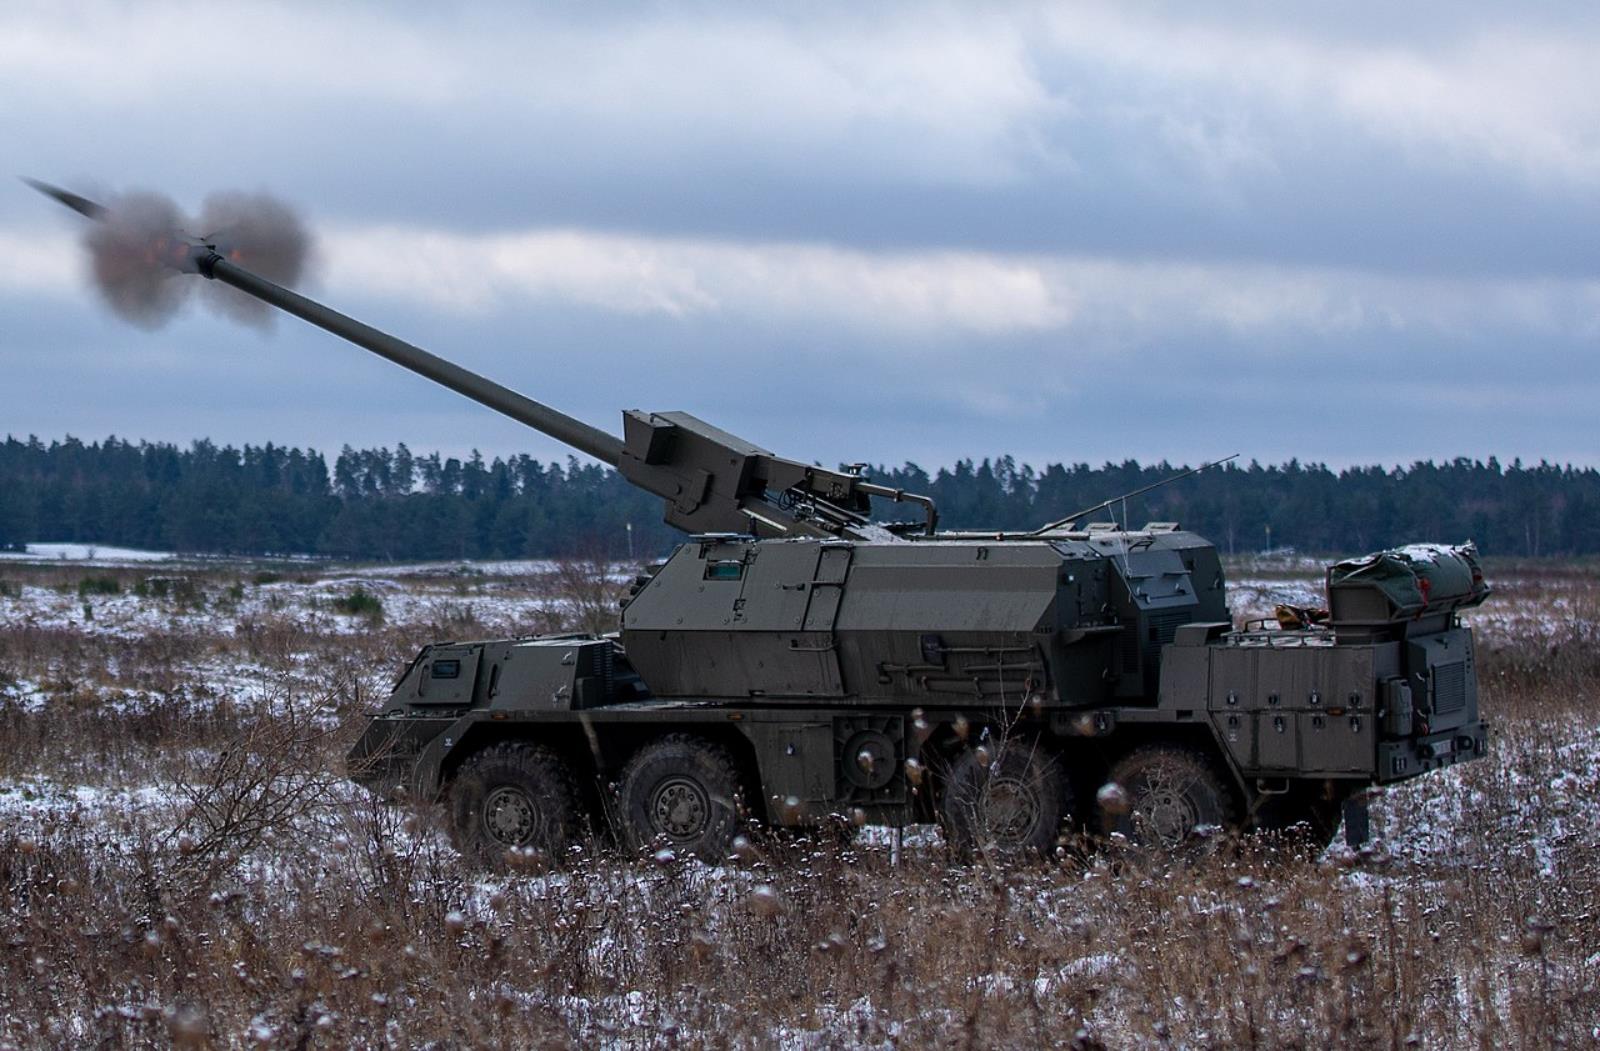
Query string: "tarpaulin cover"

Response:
xmin=1327 ymin=542 xmax=1488 ymax=618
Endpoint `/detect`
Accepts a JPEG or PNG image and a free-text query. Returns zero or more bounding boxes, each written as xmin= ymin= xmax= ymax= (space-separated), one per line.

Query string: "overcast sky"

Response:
xmin=4 ymin=2 xmax=1598 ymax=471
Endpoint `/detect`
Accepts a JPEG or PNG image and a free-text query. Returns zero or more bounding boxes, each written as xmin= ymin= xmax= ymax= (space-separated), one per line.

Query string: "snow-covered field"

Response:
xmin=1 ymin=554 xmax=1597 ymax=1047
xmin=0 ymin=541 xmax=181 ymax=564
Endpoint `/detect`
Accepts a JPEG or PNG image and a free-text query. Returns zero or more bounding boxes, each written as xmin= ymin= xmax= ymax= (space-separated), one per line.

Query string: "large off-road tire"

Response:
xmin=939 ymin=738 xmax=1067 ymax=858
xmin=616 ymin=735 xmax=743 ymax=863
xmin=448 ymin=742 xmax=581 ymax=863
xmin=1099 ymin=745 xmax=1241 ymax=853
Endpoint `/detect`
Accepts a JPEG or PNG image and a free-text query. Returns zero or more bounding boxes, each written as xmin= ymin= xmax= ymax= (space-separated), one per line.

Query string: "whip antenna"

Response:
xmin=1028 ymin=454 xmax=1239 ymax=536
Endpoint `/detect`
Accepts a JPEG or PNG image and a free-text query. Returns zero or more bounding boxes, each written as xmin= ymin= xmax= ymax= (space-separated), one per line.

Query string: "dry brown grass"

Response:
xmin=0 ymin=559 xmax=1596 ymax=1047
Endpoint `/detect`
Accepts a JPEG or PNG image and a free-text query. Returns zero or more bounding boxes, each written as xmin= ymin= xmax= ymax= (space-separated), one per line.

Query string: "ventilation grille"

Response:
xmin=1150 ymin=611 xmax=1191 ymax=647
xmin=585 ymin=642 xmax=615 ymax=697
xmin=1124 ymin=611 xmax=1193 ymax=679
xmin=1433 ymin=662 xmax=1467 ymax=715
xmin=1120 ymin=622 xmax=1141 ymax=673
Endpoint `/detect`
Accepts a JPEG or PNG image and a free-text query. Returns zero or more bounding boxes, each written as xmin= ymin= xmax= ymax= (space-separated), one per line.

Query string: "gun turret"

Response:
xmin=30 ymin=180 xmax=936 ymax=541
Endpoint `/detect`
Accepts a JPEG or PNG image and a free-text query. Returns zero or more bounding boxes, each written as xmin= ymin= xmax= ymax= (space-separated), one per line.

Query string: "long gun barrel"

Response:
xmin=201 ymin=255 xmax=624 ymax=465
xmin=30 ymin=178 xmax=937 ymax=541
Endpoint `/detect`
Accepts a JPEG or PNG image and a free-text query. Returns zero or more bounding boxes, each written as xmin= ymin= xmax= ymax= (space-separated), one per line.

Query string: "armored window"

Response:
xmin=430 ymin=659 xmax=461 ymax=679
xmin=704 ymin=560 xmax=744 ymax=581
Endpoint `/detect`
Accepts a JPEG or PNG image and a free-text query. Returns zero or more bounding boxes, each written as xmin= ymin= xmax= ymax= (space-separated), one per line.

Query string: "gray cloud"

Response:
xmin=5 ymin=1 xmax=1598 ymax=471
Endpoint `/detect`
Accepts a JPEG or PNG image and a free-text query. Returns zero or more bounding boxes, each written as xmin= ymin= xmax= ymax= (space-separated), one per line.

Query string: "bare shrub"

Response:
xmin=76 ymin=574 xmax=121 ymax=598
xmin=542 ymin=554 xmax=628 ymax=635
xmin=167 ymin=691 xmax=347 ymax=889
xmin=332 ymin=585 xmax=385 ymax=622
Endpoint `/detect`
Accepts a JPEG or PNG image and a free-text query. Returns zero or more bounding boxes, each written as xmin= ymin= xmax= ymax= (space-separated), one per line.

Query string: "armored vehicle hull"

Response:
xmin=351 ymin=536 xmax=1489 ymax=860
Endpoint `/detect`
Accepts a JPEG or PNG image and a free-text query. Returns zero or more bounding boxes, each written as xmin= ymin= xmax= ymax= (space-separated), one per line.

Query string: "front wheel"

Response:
xmin=448 ymin=742 xmax=581 ymax=863
xmin=940 ymin=738 xmax=1067 ymax=858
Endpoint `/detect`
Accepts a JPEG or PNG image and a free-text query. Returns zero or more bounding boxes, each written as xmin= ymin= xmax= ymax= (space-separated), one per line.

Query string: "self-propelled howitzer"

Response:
xmin=34 ymin=180 xmax=1492 ymax=860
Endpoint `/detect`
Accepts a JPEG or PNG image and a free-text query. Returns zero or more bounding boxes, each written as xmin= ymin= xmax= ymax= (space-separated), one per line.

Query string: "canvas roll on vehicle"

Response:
xmin=33 ymin=180 xmax=1492 ymax=861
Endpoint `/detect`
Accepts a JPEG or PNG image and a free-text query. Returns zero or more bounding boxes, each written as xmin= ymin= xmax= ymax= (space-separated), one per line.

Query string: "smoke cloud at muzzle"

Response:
xmin=196 ymin=192 xmax=311 ymax=326
xmin=84 ymin=192 xmax=191 ymax=329
xmin=81 ymin=189 xmax=312 ymax=330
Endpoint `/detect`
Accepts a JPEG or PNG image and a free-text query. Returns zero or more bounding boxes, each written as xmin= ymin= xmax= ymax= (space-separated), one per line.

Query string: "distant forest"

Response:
xmin=3 ymin=435 xmax=1598 ymax=560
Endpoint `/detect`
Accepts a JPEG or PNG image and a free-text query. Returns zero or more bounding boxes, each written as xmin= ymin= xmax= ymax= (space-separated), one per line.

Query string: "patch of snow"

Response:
xmin=0 ymin=676 xmax=49 ymax=713
xmin=0 ymin=777 xmax=173 ymax=821
xmin=0 ymin=541 xmax=176 ymax=563
xmin=343 ymin=558 xmax=566 ymax=578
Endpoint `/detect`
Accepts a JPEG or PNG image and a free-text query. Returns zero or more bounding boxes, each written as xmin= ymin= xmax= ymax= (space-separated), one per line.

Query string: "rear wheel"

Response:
xmin=940 ymin=738 xmax=1066 ymax=858
xmin=1099 ymin=745 xmax=1239 ymax=852
xmin=449 ymin=742 xmax=581 ymax=863
xmin=616 ymin=735 xmax=744 ymax=862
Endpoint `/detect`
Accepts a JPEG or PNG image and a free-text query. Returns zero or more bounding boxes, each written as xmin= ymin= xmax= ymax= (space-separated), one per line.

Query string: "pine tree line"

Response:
xmin=3 ymin=436 xmax=1597 ymax=560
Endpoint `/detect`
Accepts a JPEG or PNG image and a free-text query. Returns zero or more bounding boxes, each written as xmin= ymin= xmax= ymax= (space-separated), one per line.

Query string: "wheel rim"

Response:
xmin=651 ymin=776 xmax=710 ymax=840
xmin=979 ymin=775 xmax=1041 ymax=842
xmin=1131 ymin=763 xmax=1204 ymax=847
xmin=482 ymin=785 xmax=538 ymax=846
